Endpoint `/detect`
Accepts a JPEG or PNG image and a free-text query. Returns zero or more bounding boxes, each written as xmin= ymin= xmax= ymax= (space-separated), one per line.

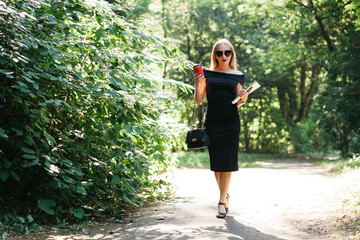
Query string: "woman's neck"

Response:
xmin=214 ymin=63 xmax=231 ymax=72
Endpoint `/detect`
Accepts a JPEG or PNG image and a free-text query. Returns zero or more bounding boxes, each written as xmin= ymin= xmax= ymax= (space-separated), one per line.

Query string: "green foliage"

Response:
xmin=289 ymin=116 xmax=319 ymax=153
xmin=0 ymin=0 xmax=189 ymax=231
xmin=346 ymin=154 xmax=360 ymax=169
xmin=314 ymin=1 xmax=360 ymax=157
xmin=347 ymin=0 xmax=360 ymax=29
xmin=0 ymin=213 xmax=36 ymax=237
xmin=37 ymin=200 xmax=56 ymax=216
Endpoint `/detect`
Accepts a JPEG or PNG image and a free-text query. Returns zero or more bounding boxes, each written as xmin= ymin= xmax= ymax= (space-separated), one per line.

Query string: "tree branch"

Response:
xmin=292 ymin=0 xmax=309 ymax=8
xmin=308 ymin=0 xmax=334 ymax=52
xmin=293 ymin=0 xmax=334 ymax=52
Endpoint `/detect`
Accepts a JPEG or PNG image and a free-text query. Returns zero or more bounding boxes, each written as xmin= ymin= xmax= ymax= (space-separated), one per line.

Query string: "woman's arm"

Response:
xmin=235 ymin=83 xmax=250 ymax=107
xmin=194 ymin=73 xmax=206 ymax=105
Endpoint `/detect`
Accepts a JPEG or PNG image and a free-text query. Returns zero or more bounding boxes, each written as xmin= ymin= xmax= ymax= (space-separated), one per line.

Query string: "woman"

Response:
xmin=194 ymin=39 xmax=250 ymax=218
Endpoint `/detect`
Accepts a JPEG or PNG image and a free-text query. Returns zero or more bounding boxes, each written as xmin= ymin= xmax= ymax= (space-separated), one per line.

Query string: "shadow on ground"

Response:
xmin=45 ymin=212 xmax=284 ymax=240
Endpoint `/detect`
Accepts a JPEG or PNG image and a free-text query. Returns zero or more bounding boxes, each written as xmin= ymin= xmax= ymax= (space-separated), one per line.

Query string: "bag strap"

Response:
xmin=191 ymin=101 xmax=207 ymax=129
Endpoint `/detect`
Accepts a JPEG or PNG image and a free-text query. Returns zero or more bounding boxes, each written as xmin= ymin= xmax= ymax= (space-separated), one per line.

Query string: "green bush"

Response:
xmin=0 ymin=0 xmax=189 ymax=228
xmin=289 ymin=116 xmax=318 ymax=153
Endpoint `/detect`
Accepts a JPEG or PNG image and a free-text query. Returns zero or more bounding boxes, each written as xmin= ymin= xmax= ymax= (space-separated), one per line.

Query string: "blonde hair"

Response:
xmin=210 ymin=39 xmax=237 ymax=70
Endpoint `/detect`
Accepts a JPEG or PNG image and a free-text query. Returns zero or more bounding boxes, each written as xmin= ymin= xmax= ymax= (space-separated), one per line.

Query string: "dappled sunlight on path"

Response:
xmin=45 ymin=162 xmax=342 ymax=240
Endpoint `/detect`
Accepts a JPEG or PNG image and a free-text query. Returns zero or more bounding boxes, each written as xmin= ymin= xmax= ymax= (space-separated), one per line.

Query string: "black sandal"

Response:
xmin=216 ymin=202 xmax=227 ymax=218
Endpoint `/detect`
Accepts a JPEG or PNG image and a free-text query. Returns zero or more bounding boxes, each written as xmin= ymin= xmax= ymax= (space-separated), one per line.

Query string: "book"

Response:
xmin=232 ymin=80 xmax=261 ymax=104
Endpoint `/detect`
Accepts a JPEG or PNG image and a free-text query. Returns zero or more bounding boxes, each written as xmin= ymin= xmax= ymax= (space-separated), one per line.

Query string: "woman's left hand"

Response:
xmin=236 ymin=87 xmax=252 ymax=106
xmin=238 ymin=89 xmax=249 ymax=104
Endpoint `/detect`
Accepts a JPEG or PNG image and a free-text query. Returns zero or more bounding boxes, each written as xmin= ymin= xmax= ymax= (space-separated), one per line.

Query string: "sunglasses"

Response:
xmin=215 ymin=50 xmax=232 ymax=57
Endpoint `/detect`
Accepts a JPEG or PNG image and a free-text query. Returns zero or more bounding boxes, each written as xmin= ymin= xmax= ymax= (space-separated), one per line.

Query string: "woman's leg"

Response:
xmin=214 ymin=172 xmax=232 ymax=203
xmin=214 ymin=172 xmax=221 ymax=189
xmin=215 ymin=172 xmax=232 ymax=217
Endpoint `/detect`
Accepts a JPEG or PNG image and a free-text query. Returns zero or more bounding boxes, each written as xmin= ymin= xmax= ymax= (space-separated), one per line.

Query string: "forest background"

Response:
xmin=0 ymin=0 xmax=359 ymax=237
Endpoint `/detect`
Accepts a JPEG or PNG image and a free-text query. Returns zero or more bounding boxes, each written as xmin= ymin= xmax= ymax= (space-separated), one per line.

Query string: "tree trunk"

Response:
xmin=287 ymin=84 xmax=298 ymax=125
xmin=299 ymin=64 xmax=306 ymax=111
xmin=297 ymin=65 xmax=319 ymax=122
xmin=256 ymin=98 xmax=263 ymax=152
xmin=277 ymin=85 xmax=288 ymax=123
xmin=161 ymin=0 xmax=168 ymax=79
xmin=339 ymin=125 xmax=350 ymax=158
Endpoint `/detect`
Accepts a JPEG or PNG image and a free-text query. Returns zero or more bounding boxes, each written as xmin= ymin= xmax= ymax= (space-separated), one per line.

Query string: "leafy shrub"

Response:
xmin=0 ymin=0 xmax=189 ymax=228
xmin=289 ymin=116 xmax=318 ymax=153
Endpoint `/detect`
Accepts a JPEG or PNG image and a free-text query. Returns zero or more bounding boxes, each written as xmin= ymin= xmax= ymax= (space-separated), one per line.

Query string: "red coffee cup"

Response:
xmin=193 ymin=64 xmax=204 ymax=76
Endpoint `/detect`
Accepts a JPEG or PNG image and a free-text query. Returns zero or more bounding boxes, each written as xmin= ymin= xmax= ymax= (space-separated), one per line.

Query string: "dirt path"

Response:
xmin=24 ymin=161 xmax=358 ymax=239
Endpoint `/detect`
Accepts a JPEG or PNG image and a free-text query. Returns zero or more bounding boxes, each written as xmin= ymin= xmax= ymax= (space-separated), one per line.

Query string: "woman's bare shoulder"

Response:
xmin=227 ymin=70 xmax=244 ymax=75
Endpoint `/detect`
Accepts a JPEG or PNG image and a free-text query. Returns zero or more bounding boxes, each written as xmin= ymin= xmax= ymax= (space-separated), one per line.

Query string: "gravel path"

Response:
xmin=39 ymin=161 xmax=346 ymax=240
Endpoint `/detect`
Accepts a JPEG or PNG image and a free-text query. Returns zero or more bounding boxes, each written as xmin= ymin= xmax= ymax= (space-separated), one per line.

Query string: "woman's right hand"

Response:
xmin=194 ymin=73 xmax=205 ymax=84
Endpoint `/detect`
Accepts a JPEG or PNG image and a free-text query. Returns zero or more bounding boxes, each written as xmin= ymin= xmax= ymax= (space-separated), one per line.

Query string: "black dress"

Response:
xmin=204 ymin=69 xmax=245 ymax=172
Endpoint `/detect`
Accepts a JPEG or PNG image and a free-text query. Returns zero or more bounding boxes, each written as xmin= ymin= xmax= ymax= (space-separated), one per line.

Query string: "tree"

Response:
xmin=287 ymin=0 xmax=360 ymax=156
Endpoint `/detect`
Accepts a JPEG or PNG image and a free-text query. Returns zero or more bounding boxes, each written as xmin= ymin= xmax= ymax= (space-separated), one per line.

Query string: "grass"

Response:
xmin=176 ymin=150 xmax=360 ymax=171
xmin=176 ymin=150 xmax=297 ymax=169
xmin=315 ymin=154 xmax=360 ymax=173
xmin=175 ymin=150 xmax=210 ymax=169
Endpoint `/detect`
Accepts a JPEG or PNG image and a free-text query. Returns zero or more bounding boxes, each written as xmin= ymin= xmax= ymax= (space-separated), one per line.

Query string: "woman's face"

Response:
xmin=215 ymin=43 xmax=232 ymax=66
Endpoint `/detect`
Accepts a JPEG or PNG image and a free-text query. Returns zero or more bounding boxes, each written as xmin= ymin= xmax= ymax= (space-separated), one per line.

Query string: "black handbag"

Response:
xmin=186 ymin=128 xmax=209 ymax=149
xmin=185 ymin=101 xmax=209 ymax=149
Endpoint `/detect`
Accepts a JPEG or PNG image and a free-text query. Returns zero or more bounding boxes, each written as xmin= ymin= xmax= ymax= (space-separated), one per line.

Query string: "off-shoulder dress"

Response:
xmin=204 ymin=69 xmax=245 ymax=172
